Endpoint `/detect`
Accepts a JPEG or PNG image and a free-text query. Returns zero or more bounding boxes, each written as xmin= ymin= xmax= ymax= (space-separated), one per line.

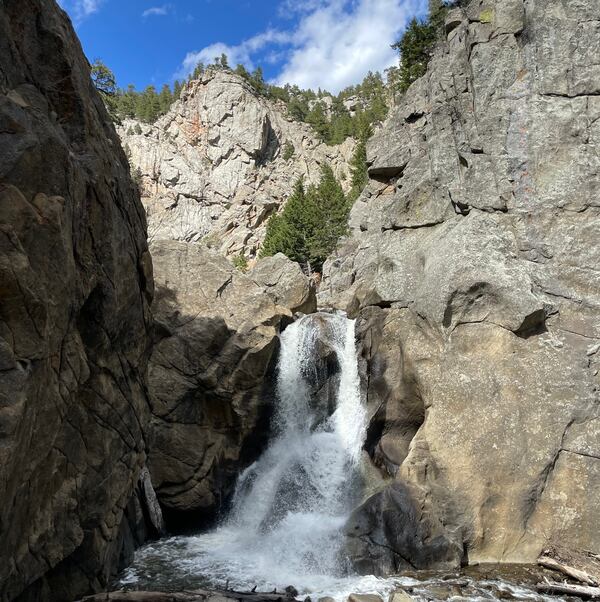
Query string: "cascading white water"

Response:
xmin=120 ymin=313 xmax=568 ymax=602
xmin=220 ymin=313 xmax=368 ymax=582
xmin=122 ymin=312 xmax=385 ymax=598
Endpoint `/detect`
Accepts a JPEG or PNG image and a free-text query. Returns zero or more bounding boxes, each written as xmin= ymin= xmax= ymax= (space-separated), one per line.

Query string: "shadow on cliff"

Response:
xmin=146 ymin=284 xmax=279 ymax=535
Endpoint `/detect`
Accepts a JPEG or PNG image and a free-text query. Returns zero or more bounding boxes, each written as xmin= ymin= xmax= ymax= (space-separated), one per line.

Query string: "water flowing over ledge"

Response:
xmin=121 ymin=313 xmax=383 ymax=598
xmin=118 ymin=313 xmax=573 ymax=602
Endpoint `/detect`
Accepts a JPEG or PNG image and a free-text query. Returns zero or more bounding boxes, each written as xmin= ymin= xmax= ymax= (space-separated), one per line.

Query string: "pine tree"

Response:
xmin=306 ymin=102 xmax=329 ymax=141
xmin=192 ymin=62 xmax=205 ymax=80
xmin=91 ymin=59 xmax=116 ymax=96
xmin=138 ymin=85 xmax=161 ymax=123
xmin=251 ymin=67 xmax=267 ymax=96
xmin=159 ymin=83 xmax=173 ymax=113
xmin=261 ymin=168 xmax=349 ymax=272
xmin=349 ymin=132 xmax=370 ymax=202
xmin=429 ymin=0 xmax=448 ymax=33
xmin=173 ymin=80 xmax=183 ymax=99
xmin=392 ymin=17 xmax=437 ymax=93
xmin=307 ymin=165 xmax=348 ymax=269
xmin=117 ymin=84 xmax=137 ymax=118
xmin=235 ymin=64 xmax=251 ymax=81
xmin=261 ymin=178 xmax=309 ymax=260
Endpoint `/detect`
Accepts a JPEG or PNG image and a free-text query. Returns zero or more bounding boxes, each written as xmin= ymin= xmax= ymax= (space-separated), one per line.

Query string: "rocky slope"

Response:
xmin=319 ymin=0 xmax=600 ymax=572
xmin=119 ymin=71 xmax=354 ymax=258
xmin=0 ymin=1 xmax=153 ymax=600
xmin=147 ymin=243 xmax=315 ymax=531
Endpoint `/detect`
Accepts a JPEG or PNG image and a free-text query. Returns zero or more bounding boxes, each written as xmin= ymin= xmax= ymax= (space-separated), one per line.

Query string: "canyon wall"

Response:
xmin=319 ymin=0 xmax=600 ymax=572
xmin=147 ymin=244 xmax=315 ymax=531
xmin=119 ymin=71 xmax=354 ymax=259
xmin=0 ymin=1 xmax=153 ymax=599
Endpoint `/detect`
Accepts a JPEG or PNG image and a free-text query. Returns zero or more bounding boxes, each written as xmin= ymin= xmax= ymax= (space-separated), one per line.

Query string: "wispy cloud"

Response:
xmin=176 ymin=0 xmax=425 ymax=93
xmin=276 ymin=0 xmax=424 ymax=92
xmin=142 ymin=4 xmax=172 ymax=18
xmin=177 ymin=30 xmax=292 ymax=79
xmin=59 ymin=0 xmax=105 ymax=24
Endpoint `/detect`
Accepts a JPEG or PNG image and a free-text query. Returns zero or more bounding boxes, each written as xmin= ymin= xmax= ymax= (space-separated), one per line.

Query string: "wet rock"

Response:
xmin=0 ymin=1 xmax=152 ymax=600
xmin=389 ymin=592 xmax=414 ymax=602
xmin=347 ymin=595 xmax=383 ymax=602
xmin=324 ymin=0 xmax=600 ymax=569
xmin=345 ymin=481 xmax=463 ymax=575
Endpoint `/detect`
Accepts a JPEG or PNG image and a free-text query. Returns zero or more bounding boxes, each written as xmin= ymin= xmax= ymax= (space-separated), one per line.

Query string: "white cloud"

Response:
xmin=58 ymin=0 xmax=104 ymax=24
xmin=177 ymin=30 xmax=292 ymax=79
xmin=142 ymin=4 xmax=172 ymax=18
xmin=276 ymin=0 xmax=424 ymax=92
xmin=176 ymin=0 xmax=425 ymax=93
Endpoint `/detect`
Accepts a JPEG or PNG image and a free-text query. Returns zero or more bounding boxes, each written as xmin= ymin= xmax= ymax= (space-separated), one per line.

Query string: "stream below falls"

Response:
xmin=118 ymin=313 xmax=571 ymax=602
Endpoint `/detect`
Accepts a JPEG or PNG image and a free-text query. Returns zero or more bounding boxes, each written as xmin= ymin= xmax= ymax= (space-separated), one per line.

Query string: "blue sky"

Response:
xmin=58 ymin=0 xmax=427 ymax=94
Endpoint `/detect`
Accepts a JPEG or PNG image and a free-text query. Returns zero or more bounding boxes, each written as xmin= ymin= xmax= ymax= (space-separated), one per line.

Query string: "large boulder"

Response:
xmin=147 ymin=242 xmax=302 ymax=530
xmin=0 ymin=1 xmax=153 ymax=600
xmin=250 ymin=253 xmax=317 ymax=314
xmin=320 ymin=0 xmax=600 ymax=570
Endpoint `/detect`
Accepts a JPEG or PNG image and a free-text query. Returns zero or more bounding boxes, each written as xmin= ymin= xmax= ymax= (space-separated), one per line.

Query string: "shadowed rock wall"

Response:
xmin=0 ymin=1 xmax=153 ymax=599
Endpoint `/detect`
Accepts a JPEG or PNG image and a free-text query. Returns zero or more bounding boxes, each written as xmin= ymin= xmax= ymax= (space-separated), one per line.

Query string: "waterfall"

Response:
xmin=122 ymin=312 xmax=572 ymax=602
xmin=221 ymin=313 xmax=368 ymax=582
xmin=122 ymin=312 xmax=382 ymax=598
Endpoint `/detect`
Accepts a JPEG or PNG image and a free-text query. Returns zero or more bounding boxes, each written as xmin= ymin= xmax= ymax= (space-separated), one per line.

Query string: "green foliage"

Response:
xmin=159 ymin=84 xmax=174 ymax=113
xmin=349 ymin=130 xmax=370 ymax=202
xmin=232 ymin=253 xmax=249 ymax=272
xmin=231 ymin=63 xmax=388 ymax=146
xmin=391 ymin=0 xmax=465 ymax=94
xmin=282 ymin=141 xmax=295 ymax=161
xmin=91 ymin=59 xmax=116 ymax=96
xmin=392 ymin=17 xmax=437 ymax=93
xmin=173 ymin=80 xmax=183 ymax=99
xmin=91 ymin=59 xmax=120 ymax=120
xmin=306 ymin=102 xmax=330 ymax=140
xmin=261 ymin=167 xmax=349 ymax=272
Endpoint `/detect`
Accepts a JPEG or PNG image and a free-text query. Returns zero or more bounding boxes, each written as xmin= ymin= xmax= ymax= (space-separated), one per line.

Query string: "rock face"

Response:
xmin=147 ymin=242 xmax=314 ymax=530
xmin=320 ymin=0 xmax=600 ymax=571
xmin=0 ymin=1 xmax=153 ymax=600
xmin=118 ymin=70 xmax=354 ymax=258
xmin=250 ymin=253 xmax=317 ymax=314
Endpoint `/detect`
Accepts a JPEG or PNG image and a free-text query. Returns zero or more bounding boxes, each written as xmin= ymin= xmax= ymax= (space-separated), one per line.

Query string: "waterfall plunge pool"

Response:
xmin=117 ymin=314 xmax=569 ymax=602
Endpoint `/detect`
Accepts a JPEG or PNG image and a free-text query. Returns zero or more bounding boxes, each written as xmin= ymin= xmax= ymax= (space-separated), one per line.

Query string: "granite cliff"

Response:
xmin=118 ymin=71 xmax=354 ymax=259
xmin=318 ymin=0 xmax=600 ymax=572
xmin=0 ymin=0 xmax=153 ymax=599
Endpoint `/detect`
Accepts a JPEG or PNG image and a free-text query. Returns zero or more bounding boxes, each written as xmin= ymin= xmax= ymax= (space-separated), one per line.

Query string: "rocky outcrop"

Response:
xmin=118 ymin=71 xmax=354 ymax=258
xmin=147 ymin=242 xmax=314 ymax=530
xmin=250 ymin=253 xmax=317 ymax=314
xmin=0 ymin=1 xmax=153 ymax=600
xmin=320 ymin=0 xmax=600 ymax=571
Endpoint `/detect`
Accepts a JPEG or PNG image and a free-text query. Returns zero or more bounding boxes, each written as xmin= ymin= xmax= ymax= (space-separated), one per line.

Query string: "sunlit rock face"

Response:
xmin=0 ymin=0 xmax=153 ymax=599
xmin=118 ymin=70 xmax=354 ymax=258
xmin=320 ymin=0 xmax=600 ymax=572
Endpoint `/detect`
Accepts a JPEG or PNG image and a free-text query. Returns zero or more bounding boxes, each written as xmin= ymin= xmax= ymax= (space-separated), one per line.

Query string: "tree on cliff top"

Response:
xmin=392 ymin=0 xmax=467 ymax=93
